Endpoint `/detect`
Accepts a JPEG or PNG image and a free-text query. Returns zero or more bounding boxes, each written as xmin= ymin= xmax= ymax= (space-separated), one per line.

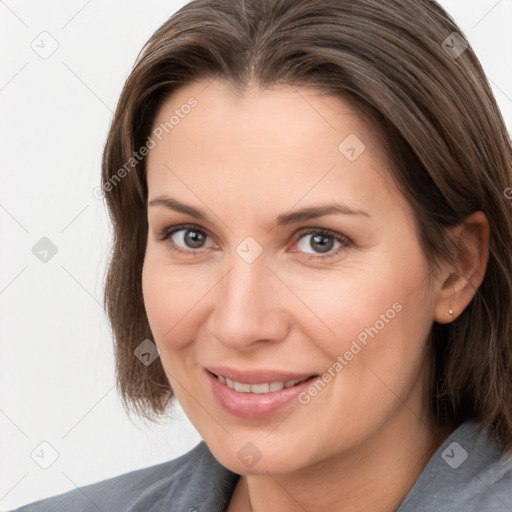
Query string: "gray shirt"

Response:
xmin=10 ymin=418 xmax=512 ymax=511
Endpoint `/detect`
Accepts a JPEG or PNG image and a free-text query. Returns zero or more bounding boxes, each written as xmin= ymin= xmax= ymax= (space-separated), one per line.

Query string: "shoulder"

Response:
xmin=10 ymin=441 xmax=240 ymax=512
xmin=397 ymin=419 xmax=512 ymax=512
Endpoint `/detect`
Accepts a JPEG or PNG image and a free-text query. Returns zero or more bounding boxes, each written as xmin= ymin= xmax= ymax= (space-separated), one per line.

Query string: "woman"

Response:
xmin=13 ymin=0 xmax=512 ymax=510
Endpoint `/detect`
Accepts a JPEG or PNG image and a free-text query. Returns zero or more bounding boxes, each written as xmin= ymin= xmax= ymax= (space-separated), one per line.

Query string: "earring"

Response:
xmin=449 ymin=287 xmax=455 ymax=317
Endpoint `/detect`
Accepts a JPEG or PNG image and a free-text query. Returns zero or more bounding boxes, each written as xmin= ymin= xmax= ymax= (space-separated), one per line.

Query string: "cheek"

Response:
xmin=294 ymin=284 xmax=432 ymax=444
xmin=294 ymin=246 xmax=432 ymax=373
xmin=141 ymin=254 xmax=213 ymax=353
xmin=285 ymin=263 xmax=404 ymax=347
xmin=142 ymin=256 xmax=187 ymax=346
xmin=141 ymin=262 xmax=203 ymax=400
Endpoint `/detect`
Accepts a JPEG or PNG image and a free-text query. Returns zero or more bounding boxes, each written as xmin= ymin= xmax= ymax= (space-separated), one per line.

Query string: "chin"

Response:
xmin=206 ymin=434 xmax=311 ymax=475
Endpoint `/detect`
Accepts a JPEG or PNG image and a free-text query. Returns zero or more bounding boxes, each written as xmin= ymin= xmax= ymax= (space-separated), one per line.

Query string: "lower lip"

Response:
xmin=206 ymin=370 xmax=317 ymax=420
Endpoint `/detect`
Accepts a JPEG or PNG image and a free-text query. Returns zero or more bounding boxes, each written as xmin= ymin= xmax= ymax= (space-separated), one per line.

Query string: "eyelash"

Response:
xmin=155 ymin=223 xmax=353 ymax=260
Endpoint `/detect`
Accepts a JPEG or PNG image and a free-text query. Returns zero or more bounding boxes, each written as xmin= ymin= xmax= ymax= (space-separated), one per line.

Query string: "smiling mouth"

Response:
xmin=209 ymin=371 xmax=318 ymax=394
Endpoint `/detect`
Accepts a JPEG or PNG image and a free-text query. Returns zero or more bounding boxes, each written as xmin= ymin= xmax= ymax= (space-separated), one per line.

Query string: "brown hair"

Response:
xmin=101 ymin=0 xmax=512 ymax=452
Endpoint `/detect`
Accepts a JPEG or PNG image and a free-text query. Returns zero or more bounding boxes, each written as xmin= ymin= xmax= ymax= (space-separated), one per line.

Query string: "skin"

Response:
xmin=142 ymin=78 xmax=489 ymax=512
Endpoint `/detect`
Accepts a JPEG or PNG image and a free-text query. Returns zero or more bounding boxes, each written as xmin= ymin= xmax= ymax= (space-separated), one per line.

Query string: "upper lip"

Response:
xmin=206 ymin=366 xmax=317 ymax=385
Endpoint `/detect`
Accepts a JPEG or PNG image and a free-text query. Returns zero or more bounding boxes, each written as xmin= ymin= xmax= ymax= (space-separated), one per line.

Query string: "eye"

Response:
xmin=156 ymin=224 xmax=214 ymax=255
xmin=293 ymin=228 xmax=352 ymax=259
xmin=156 ymin=224 xmax=352 ymax=260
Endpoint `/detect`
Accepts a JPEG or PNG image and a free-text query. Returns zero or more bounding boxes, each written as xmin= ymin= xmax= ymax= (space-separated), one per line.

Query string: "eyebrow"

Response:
xmin=148 ymin=195 xmax=370 ymax=226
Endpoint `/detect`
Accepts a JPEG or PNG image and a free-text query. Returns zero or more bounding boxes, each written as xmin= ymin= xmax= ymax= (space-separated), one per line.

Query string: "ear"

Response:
xmin=433 ymin=211 xmax=490 ymax=324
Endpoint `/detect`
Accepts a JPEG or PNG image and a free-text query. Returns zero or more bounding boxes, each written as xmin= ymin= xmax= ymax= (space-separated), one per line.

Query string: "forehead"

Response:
xmin=150 ymin=79 xmax=372 ymax=149
xmin=146 ymin=79 xmax=404 ymax=219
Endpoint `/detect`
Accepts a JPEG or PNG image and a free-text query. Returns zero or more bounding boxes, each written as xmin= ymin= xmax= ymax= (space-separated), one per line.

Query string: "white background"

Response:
xmin=1 ymin=0 xmax=511 ymax=509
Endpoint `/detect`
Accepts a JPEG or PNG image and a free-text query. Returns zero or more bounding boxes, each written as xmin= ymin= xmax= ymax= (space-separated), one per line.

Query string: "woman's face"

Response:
xmin=142 ymin=79 xmax=443 ymax=474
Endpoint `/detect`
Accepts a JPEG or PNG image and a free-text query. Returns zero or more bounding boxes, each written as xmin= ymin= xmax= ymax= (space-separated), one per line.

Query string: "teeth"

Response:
xmin=250 ymin=383 xmax=270 ymax=394
xmin=269 ymin=382 xmax=284 ymax=392
xmin=234 ymin=381 xmax=251 ymax=392
xmin=217 ymin=375 xmax=307 ymax=393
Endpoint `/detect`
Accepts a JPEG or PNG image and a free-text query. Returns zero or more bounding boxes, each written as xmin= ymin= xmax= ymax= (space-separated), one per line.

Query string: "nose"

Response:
xmin=206 ymin=251 xmax=290 ymax=351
